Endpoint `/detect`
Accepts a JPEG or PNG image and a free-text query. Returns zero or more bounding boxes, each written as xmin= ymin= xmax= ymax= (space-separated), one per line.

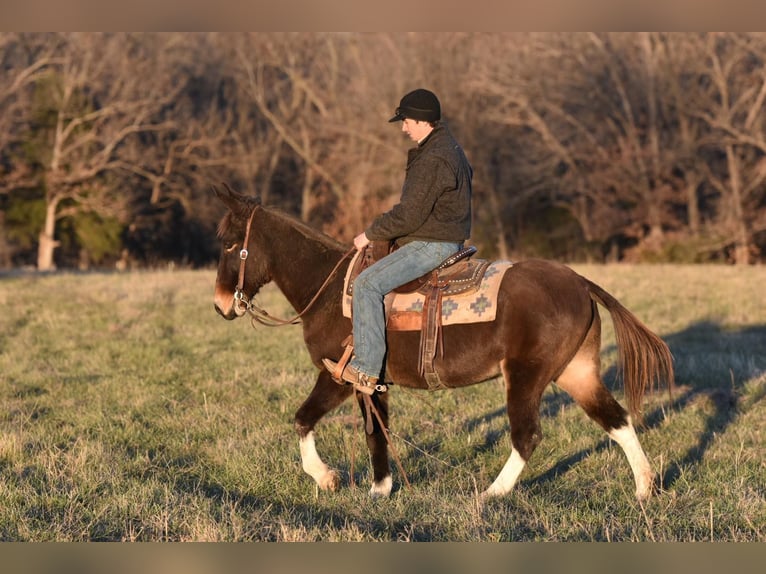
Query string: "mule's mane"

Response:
xmin=217 ymin=202 xmax=346 ymax=255
xmin=268 ymin=208 xmax=347 ymax=253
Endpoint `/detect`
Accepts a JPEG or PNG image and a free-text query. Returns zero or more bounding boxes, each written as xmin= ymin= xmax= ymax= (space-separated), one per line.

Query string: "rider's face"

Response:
xmin=401 ymin=118 xmax=433 ymax=143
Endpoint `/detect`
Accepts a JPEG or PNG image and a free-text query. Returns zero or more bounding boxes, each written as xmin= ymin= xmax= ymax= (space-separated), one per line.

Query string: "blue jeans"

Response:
xmin=350 ymin=240 xmax=463 ymax=379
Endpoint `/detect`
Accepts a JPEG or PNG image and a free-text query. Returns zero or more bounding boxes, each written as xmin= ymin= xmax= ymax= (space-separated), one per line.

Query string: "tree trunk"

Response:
xmin=686 ymin=176 xmax=701 ymax=236
xmin=301 ymin=167 xmax=314 ymax=223
xmin=725 ymin=144 xmax=750 ymax=265
xmin=78 ymin=247 xmax=90 ymax=270
xmin=573 ymin=193 xmax=593 ymax=242
xmin=485 ymin=183 xmax=509 ymax=260
xmin=645 ymin=201 xmax=665 ymax=247
xmin=732 ymin=221 xmax=751 ymax=265
xmin=37 ymin=197 xmax=60 ymax=271
xmin=0 ymin=212 xmax=12 ymax=269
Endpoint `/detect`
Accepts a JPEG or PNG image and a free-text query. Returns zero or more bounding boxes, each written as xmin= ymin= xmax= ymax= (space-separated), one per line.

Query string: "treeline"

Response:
xmin=1 ymin=32 xmax=765 ymax=270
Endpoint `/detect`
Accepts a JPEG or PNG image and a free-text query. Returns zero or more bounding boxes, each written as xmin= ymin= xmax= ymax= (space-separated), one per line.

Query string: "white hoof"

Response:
xmin=369 ymin=475 xmax=392 ymax=498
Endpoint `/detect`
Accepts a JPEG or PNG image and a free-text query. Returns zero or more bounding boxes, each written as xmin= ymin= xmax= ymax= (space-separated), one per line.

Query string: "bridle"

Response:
xmin=231 ymin=206 xmax=411 ymax=487
xmin=232 ymin=206 xmax=355 ymax=327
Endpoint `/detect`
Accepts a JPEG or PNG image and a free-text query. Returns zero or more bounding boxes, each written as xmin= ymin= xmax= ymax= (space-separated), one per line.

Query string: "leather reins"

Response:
xmin=233 ymin=206 xmax=355 ymax=327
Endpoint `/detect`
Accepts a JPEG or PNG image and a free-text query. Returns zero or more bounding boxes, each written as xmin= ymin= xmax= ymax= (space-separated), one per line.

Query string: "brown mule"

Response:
xmin=213 ymin=184 xmax=674 ymax=501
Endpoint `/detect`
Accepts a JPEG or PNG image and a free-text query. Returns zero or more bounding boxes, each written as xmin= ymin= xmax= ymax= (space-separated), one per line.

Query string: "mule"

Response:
xmin=212 ymin=184 xmax=674 ymax=501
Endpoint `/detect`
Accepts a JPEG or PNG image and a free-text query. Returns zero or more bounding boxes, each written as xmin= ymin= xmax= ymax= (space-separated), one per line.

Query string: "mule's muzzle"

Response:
xmin=214 ymin=285 xmax=246 ymax=320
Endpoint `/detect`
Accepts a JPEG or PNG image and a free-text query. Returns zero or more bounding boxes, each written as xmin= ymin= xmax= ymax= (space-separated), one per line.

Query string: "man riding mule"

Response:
xmin=322 ymin=88 xmax=473 ymax=396
xmin=212 ymin=92 xmax=674 ymax=502
xmin=213 ymin=179 xmax=673 ymax=501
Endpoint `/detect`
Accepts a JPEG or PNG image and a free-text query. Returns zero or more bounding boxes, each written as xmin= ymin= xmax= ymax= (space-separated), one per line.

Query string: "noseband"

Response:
xmin=232 ymin=207 xmax=355 ymax=326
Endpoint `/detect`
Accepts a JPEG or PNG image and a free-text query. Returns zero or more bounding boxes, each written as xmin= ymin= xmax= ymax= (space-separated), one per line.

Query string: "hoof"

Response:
xmin=480 ymin=483 xmax=504 ymax=499
xmin=636 ymin=486 xmax=653 ymax=502
xmin=369 ymin=476 xmax=392 ymax=499
xmin=318 ymin=470 xmax=341 ymax=492
xmin=635 ymin=472 xmax=657 ymax=502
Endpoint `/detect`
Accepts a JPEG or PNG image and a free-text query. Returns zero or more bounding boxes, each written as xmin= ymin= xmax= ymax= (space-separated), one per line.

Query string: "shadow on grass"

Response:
xmin=167 ymin=469 xmax=448 ymax=541
xmin=90 ymin=452 xmax=382 ymax=541
xmin=530 ymin=320 xmax=766 ymax=492
xmin=409 ymin=320 xmax=766 ymax=496
xmin=151 ymin=320 xmax=763 ymax=537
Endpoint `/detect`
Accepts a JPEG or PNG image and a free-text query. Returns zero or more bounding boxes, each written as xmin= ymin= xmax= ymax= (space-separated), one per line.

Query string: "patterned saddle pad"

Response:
xmin=342 ymin=253 xmax=513 ymax=331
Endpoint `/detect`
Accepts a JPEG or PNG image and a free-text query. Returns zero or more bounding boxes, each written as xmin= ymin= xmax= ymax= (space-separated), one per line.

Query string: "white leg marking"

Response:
xmin=369 ymin=475 xmax=392 ymax=499
xmin=608 ymin=418 xmax=655 ymax=501
xmin=482 ymin=448 xmax=527 ymax=498
xmin=299 ymin=432 xmax=339 ymax=491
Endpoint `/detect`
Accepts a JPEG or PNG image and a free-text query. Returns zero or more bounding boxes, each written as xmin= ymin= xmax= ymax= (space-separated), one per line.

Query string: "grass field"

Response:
xmin=0 ymin=264 xmax=763 ymax=541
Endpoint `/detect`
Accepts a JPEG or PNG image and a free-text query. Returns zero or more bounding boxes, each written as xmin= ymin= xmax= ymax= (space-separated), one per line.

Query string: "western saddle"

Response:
xmin=344 ymin=241 xmax=489 ymax=390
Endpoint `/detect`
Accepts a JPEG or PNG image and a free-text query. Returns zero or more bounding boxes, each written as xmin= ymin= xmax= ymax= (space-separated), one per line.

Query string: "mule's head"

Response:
xmin=212 ymin=184 xmax=271 ymax=319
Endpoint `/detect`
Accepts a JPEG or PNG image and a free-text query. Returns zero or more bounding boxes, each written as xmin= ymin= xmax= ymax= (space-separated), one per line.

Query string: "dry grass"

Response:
xmin=0 ymin=265 xmax=764 ymax=541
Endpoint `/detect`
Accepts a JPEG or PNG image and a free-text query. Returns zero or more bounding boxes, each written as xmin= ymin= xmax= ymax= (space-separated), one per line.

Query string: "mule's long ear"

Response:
xmin=211 ymin=183 xmax=228 ymax=204
xmin=211 ymin=184 xmax=241 ymax=219
xmin=212 ymin=182 xmax=237 ymax=205
xmin=212 ymin=182 xmax=261 ymax=216
xmin=221 ymin=181 xmax=241 ymax=199
xmin=216 ymin=182 xmax=262 ymax=205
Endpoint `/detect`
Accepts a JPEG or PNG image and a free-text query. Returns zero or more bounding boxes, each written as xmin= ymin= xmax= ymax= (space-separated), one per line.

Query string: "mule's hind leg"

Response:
xmin=295 ymin=371 xmax=354 ymax=492
xmin=555 ymin=314 xmax=655 ymax=501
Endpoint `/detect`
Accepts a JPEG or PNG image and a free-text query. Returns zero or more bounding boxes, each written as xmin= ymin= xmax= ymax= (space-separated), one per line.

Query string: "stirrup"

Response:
xmin=330 ymin=337 xmax=354 ymax=381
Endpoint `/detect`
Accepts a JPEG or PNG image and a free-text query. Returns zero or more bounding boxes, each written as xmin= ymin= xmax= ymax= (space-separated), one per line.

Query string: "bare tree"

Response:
xmin=470 ymin=33 xmax=719 ymax=259
xmin=4 ymin=32 xmax=765 ymax=268
xmin=0 ymin=35 xmax=59 ymax=267
xmin=0 ymin=33 xmax=66 ymax=267
xmin=470 ymin=33 xmax=627 ymax=255
xmin=689 ymin=33 xmax=766 ymax=264
xmin=229 ymin=34 xmax=344 ymax=214
xmin=224 ymin=33 xmax=406 ymax=241
xmin=658 ymin=33 xmax=710 ymax=237
xmin=3 ymin=33 xmax=186 ymax=269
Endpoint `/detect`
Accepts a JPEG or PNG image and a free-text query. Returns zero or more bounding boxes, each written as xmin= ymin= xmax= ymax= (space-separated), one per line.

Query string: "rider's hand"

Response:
xmin=353 ymin=232 xmax=370 ymax=251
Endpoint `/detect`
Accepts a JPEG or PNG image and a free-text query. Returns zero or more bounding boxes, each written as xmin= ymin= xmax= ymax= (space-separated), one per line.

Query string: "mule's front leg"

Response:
xmin=294 ymin=372 xmax=354 ymax=492
xmin=358 ymin=392 xmax=392 ymax=498
xmin=298 ymin=432 xmax=340 ymax=491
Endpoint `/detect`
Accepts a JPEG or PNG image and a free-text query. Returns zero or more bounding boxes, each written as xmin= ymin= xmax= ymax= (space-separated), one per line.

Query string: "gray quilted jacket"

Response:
xmin=365 ymin=124 xmax=472 ymax=246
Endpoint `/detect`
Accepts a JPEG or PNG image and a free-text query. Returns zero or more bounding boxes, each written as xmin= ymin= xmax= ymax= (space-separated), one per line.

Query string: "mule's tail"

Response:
xmin=586 ymin=279 xmax=674 ymax=423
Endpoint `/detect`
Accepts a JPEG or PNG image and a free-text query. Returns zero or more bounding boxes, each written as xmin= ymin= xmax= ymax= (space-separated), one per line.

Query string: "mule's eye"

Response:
xmin=224 ymin=242 xmax=239 ymax=253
